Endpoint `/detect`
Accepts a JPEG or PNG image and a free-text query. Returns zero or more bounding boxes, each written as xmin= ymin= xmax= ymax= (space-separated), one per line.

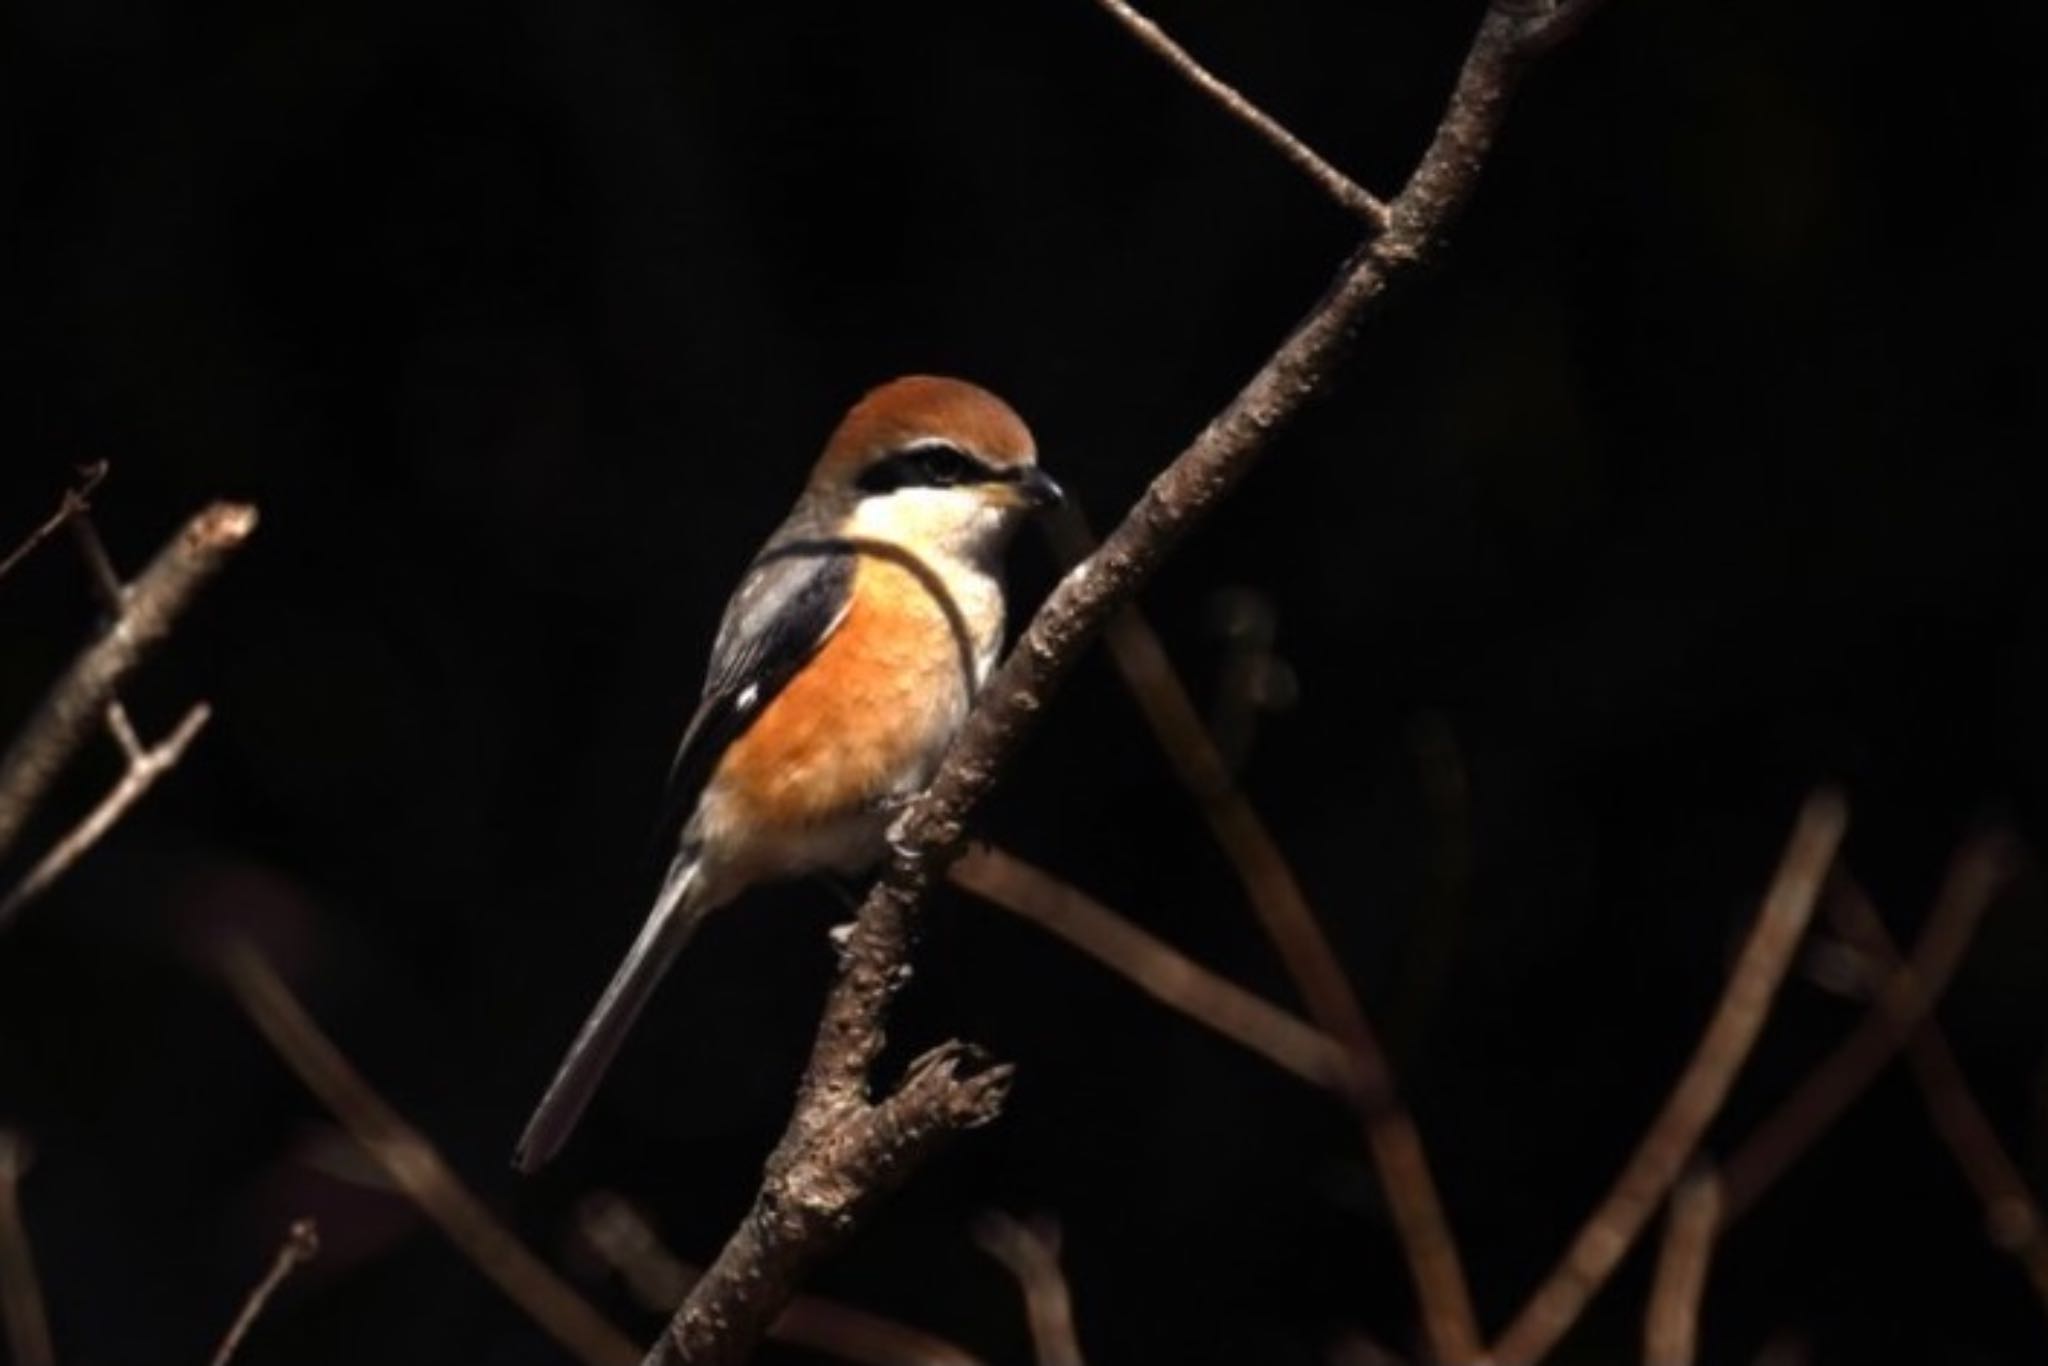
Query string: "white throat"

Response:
xmin=843 ymin=486 xmax=1021 ymax=571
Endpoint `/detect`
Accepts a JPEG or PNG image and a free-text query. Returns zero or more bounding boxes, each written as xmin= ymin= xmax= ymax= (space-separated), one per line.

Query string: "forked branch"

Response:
xmin=0 ymin=500 xmax=255 ymax=884
xmin=1489 ymin=791 xmax=1845 ymax=1364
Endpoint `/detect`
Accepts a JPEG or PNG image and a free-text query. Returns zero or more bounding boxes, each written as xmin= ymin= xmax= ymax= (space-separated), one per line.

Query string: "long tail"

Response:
xmin=514 ymin=854 xmax=709 ymax=1173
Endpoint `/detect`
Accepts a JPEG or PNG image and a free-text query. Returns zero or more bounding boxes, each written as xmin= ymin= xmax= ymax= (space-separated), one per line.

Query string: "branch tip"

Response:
xmin=1090 ymin=0 xmax=1389 ymax=227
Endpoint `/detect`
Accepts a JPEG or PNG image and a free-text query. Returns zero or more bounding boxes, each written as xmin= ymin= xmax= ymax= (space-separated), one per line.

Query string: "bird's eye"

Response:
xmin=911 ymin=445 xmax=978 ymax=487
xmin=857 ymin=443 xmax=987 ymax=495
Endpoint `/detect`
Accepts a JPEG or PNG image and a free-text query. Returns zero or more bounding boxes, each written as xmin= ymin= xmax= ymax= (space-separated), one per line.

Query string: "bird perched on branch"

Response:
xmin=515 ymin=375 xmax=1060 ymax=1172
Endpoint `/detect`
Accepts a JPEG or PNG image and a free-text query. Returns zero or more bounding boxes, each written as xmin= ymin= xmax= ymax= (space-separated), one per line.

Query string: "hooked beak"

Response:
xmin=1016 ymin=467 xmax=1064 ymax=510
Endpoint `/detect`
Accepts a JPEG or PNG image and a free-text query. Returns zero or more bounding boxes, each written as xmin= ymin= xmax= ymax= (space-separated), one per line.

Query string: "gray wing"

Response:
xmin=657 ymin=538 xmax=855 ymax=837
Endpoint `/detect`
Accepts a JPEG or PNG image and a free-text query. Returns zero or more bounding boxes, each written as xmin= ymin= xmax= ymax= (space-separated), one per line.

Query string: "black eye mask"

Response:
xmin=856 ymin=442 xmax=1006 ymax=494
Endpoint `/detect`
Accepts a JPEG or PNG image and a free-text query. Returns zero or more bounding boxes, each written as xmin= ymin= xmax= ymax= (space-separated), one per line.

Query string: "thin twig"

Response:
xmin=0 ymin=703 xmax=212 ymax=926
xmin=0 ymin=501 xmax=256 ymax=867
xmin=209 ymin=1218 xmax=320 ymax=1366
xmin=974 ymin=1213 xmax=1086 ymax=1366
xmin=1489 ymin=791 xmax=1845 ymax=1365
xmin=1089 ymin=0 xmax=1389 ymax=226
xmin=0 ymin=1132 xmax=55 ymax=1366
xmin=0 ymin=461 xmax=107 ymax=585
xmin=104 ymin=701 xmax=146 ymax=763
xmin=1040 ymin=502 xmax=1479 ymax=1360
xmin=1644 ymin=1169 xmax=1722 ymax=1366
xmin=69 ymin=509 xmax=129 ymax=615
xmin=950 ymin=844 xmax=1349 ymax=1089
xmin=575 ymin=1193 xmax=990 ymax=1366
xmin=646 ymin=5 xmax=1606 ymax=1361
xmin=1717 ymin=836 xmax=2013 ymax=1220
xmin=212 ymin=938 xmax=642 ymax=1366
xmin=1820 ymin=874 xmax=2048 ymax=1307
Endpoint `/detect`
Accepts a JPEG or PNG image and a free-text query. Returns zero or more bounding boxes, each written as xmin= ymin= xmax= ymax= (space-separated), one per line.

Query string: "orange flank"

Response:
xmin=710 ymin=551 xmax=974 ymax=834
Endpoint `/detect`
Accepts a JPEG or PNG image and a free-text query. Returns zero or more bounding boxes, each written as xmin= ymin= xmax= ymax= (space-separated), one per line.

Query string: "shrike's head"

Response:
xmin=810 ymin=375 xmax=1061 ymax=560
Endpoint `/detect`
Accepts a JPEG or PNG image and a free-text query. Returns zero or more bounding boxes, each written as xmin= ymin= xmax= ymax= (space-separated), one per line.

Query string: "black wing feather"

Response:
xmin=657 ymin=538 xmax=855 ymax=840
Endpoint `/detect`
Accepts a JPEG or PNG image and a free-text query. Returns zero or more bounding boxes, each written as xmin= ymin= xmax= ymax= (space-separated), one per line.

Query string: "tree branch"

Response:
xmin=1088 ymin=0 xmax=1389 ymax=226
xmin=1823 ymin=879 xmax=2048 ymax=1311
xmin=949 ymin=844 xmax=1348 ymax=1090
xmin=0 ymin=501 xmax=256 ymax=868
xmin=0 ymin=703 xmax=211 ymax=926
xmin=1489 ymin=790 xmax=1845 ymax=1365
xmin=0 ymin=462 xmax=107 ymax=586
xmin=974 ymin=1213 xmax=1086 ymax=1366
xmin=645 ymin=5 xmax=1607 ymax=1362
xmin=212 ymin=938 xmax=643 ymax=1366
xmin=1643 ymin=1169 xmax=1722 ymax=1366
xmin=1717 ymin=835 xmax=2013 ymax=1220
xmin=575 ymin=1194 xmax=990 ymax=1366
xmin=1039 ymin=501 xmax=1480 ymax=1356
xmin=0 ymin=1132 xmax=54 ymax=1366
xmin=209 ymin=1218 xmax=320 ymax=1366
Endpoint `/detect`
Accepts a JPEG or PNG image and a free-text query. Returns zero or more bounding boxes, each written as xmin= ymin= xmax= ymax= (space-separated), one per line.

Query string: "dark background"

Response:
xmin=4 ymin=0 xmax=2047 ymax=1361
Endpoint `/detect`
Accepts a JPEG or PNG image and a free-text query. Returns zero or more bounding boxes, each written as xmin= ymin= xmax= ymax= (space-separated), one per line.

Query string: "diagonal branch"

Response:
xmin=645 ymin=5 xmax=1609 ymax=1363
xmin=1089 ymin=0 xmax=1388 ymax=226
xmin=949 ymin=844 xmax=1349 ymax=1090
xmin=1039 ymin=502 xmax=1480 ymax=1357
xmin=1489 ymin=790 xmax=1845 ymax=1365
xmin=0 ymin=462 xmax=107 ymax=586
xmin=0 ymin=502 xmax=256 ymax=868
xmin=213 ymin=938 xmax=643 ymax=1366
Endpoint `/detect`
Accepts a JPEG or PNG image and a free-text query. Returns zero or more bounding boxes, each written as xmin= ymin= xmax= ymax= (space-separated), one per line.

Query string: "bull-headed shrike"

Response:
xmin=515 ymin=375 xmax=1060 ymax=1172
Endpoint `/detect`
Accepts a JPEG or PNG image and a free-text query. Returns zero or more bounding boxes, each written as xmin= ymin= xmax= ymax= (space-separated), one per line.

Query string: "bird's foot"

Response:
xmin=880 ymin=794 xmax=923 ymax=865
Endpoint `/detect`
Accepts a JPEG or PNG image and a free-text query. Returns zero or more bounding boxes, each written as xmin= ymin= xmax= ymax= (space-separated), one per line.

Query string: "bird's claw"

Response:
xmin=881 ymin=794 xmax=923 ymax=864
xmin=828 ymin=920 xmax=858 ymax=963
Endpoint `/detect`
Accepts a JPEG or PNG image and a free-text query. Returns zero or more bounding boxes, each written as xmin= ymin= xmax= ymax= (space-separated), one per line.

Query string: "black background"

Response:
xmin=5 ymin=0 xmax=2048 ymax=1362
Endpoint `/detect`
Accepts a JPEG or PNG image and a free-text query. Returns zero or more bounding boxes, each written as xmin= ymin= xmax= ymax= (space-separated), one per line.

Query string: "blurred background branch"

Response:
xmin=974 ymin=1212 xmax=1087 ymax=1366
xmin=1644 ymin=1168 xmax=1722 ymax=1366
xmin=1824 ymin=874 xmax=2048 ymax=1306
xmin=1490 ymin=790 xmax=1843 ymax=1363
xmin=215 ymin=937 xmax=643 ymax=1366
xmin=0 ymin=1132 xmax=54 ymax=1366
xmin=1718 ymin=835 xmax=2014 ymax=1219
xmin=950 ymin=844 xmax=1349 ymax=1090
xmin=1042 ymin=499 xmax=1479 ymax=1358
xmin=208 ymin=1218 xmax=320 ymax=1366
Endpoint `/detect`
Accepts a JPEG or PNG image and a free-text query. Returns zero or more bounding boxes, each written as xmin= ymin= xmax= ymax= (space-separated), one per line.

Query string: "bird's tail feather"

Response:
xmin=513 ymin=855 xmax=707 ymax=1173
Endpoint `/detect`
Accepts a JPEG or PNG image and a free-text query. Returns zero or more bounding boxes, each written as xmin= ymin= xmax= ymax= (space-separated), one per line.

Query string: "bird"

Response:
xmin=514 ymin=374 xmax=1061 ymax=1172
